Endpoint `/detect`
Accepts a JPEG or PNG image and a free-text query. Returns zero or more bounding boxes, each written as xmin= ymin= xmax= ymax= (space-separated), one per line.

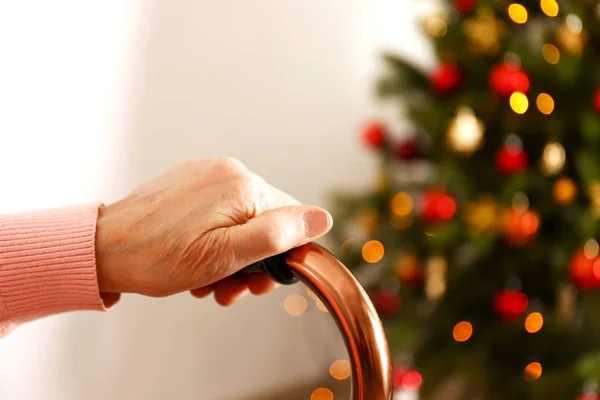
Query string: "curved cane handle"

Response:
xmin=241 ymin=243 xmax=393 ymax=400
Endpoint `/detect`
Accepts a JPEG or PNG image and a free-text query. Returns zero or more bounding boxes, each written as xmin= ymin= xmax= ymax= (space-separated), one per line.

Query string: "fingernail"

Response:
xmin=302 ymin=209 xmax=332 ymax=239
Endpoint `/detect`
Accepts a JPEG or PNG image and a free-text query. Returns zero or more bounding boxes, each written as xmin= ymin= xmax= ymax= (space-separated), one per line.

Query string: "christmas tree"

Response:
xmin=329 ymin=0 xmax=600 ymax=398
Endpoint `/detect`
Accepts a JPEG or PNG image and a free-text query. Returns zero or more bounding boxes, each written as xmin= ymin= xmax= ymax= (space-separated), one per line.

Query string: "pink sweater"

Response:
xmin=0 ymin=204 xmax=119 ymax=337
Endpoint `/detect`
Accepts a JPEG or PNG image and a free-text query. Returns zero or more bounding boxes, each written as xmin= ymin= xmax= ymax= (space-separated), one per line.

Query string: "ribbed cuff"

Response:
xmin=0 ymin=204 xmax=119 ymax=328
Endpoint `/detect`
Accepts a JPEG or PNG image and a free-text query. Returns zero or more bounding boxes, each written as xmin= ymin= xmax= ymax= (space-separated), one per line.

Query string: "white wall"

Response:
xmin=0 ymin=1 xmax=434 ymax=399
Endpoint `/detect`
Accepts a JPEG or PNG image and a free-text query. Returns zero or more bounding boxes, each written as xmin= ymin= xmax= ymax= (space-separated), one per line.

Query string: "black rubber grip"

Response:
xmin=239 ymin=252 xmax=298 ymax=285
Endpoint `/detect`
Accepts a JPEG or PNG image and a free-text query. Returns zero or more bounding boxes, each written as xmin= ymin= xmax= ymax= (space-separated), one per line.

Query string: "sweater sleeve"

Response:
xmin=0 ymin=203 xmax=120 ymax=337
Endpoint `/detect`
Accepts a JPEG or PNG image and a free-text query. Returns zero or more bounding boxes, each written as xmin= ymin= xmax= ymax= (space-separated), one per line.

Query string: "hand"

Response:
xmin=95 ymin=157 xmax=332 ymax=306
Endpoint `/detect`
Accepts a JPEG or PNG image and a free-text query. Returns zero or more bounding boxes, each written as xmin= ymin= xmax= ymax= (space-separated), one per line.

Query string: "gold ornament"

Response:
xmin=553 ymin=177 xmax=578 ymax=205
xmin=540 ymin=141 xmax=566 ymax=176
xmin=447 ymin=106 xmax=485 ymax=154
xmin=425 ymin=255 xmax=447 ymax=301
xmin=556 ymin=14 xmax=586 ymax=56
xmin=463 ymin=195 xmax=501 ymax=234
xmin=588 ymin=182 xmax=600 ymax=218
xmin=355 ymin=209 xmax=380 ymax=234
xmin=556 ymin=283 xmax=576 ymax=324
xmin=463 ymin=8 xmax=507 ymax=55
xmin=421 ymin=11 xmax=449 ymax=37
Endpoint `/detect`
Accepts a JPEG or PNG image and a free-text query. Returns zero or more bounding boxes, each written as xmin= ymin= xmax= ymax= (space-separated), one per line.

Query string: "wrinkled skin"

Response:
xmin=95 ymin=157 xmax=332 ymax=306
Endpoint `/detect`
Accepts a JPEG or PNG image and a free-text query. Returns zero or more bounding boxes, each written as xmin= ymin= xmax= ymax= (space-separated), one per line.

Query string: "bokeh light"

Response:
xmin=510 ymin=92 xmax=529 ymax=114
xmin=584 ymin=239 xmax=600 ymax=259
xmin=311 ymin=387 xmax=334 ymax=400
xmin=316 ymin=298 xmax=329 ymax=313
xmin=340 ymin=238 xmax=355 ymax=253
xmin=362 ymin=240 xmax=385 ymax=263
xmin=542 ymin=44 xmax=560 ymax=64
xmin=393 ymin=215 xmax=413 ymax=230
xmin=391 ymin=192 xmax=413 ymax=218
xmin=525 ymin=312 xmax=544 ymax=333
xmin=536 ymin=93 xmax=555 ymax=115
xmin=508 ymin=4 xmax=528 ymax=24
xmin=521 ymin=212 xmax=539 ymax=236
xmin=306 ymin=287 xmax=316 ymax=299
xmin=524 ymin=362 xmax=543 ymax=381
xmin=553 ymin=177 xmax=577 ymax=204
xmin=401 ymin=370 xmax=423 ymax=390
xmin=453 ymin=321 xmax=473 ymax=342
xmin=283 ymin=294 xmax=308 ymax=316
xmin=330 ymin=360 xmax=351 ymax=381
xmin=566 ymin=14 xmax=582 ymax=33
xmin=540 ymin=0 xmax=559 ymax=17
xmin=423 ymin=14 xmax=448 ymax=37
xmin=541 ymin=141 xmax=565 ymax=175
xmin=512 ymin=191 xmax=529 ymax=212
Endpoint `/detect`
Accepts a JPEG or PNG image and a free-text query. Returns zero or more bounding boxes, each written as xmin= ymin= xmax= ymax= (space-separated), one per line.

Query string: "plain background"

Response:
xmin=0 ymin=1 xmax=435 ymax=398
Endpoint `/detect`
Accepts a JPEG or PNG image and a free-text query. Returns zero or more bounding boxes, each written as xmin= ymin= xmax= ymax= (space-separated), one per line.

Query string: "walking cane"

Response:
xmin=242 ymin=242 xmax=393 ymax=400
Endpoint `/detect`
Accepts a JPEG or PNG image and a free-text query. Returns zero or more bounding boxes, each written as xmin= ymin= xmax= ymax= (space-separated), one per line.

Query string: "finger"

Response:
xmin=214 ymin=278 xmax=250 ymax=306
xmin=247 ymin=273 xmax=280 ymax=295
xmin=190 ymin=284 xmax=216 ymax=299
xmin=228 ymin=205 xmax=333 ymax=267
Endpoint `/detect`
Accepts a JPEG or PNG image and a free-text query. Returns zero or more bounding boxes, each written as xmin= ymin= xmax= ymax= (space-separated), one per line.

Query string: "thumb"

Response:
xmin=228 ymin=205 xmax=333 ymax=268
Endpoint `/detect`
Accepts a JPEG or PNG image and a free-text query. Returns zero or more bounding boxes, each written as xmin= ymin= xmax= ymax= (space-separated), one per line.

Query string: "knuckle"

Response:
xmin=216 ymin=156 xmax=247 ymax=173
xmin=261 ymin=227 xmax=287 ymax=255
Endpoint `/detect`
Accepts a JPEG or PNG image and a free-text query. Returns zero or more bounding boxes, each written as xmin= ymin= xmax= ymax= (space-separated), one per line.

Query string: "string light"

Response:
xmin=362 ymin=240 xmax=384 ymax=263
xmin=510 ymin=92 xmax=529 ymax=114
xmin=525 ymin=312 xmax=544 ymax=333
xmin=553 ymin=177 xmax=577 ymax=204
xmin=508 ymin=4 xmax=528 ymax=24
xmin=566 ymin=14 xmax=583 ymax=34
xmin=447 ymin=106 xmax=485 ymax=154
xmin=453 ymin=321 xmax=473 ymax=342
xmin=536 ymin=93 xmax=555 ymax=115
xmin=540 ymin=0 xmax=559 ymax=17
xmin=330 ymin=360 xmax=351 ymax=381
xmin=284 ymin=294 xmax=308 ymax=316
xmin=524 ymin=362 xmax=543 ymax=381
xmin=584 ymin=239 xmax=600 ymax=259
xmin=541 ymin=141 xmax=565 ymax=176
xmin=391 ymin=192 xmax=413 ymax=218
xmin=311 ymin=388 xmax=334 ymax=400
xmin=542 ymin=44 xmax=560 ymax=64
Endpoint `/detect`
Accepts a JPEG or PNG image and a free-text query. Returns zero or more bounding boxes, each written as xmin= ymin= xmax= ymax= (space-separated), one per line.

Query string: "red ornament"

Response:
xmin=371 ymin=289 xmax=401 ymax=315
xmin=420 ymin=189 xmax=457 ymax=224
xmin=361 ymin=121 xmax=386 ymax=149
xmin=569 ymin=250 xmax=600 ymax=291
xmin=494 ymin=290 xmax=529 ymax=322
xmin=495 ymin=145 xmax=529 ymax=174
xmin=453 ymin=0 xmax=477 ymax=14
xmin=503 ymin=209 xmax=539 ymax=246
xmin=431 ymin=63 xmax=462 ymax=93
xmin=593 ymin=88 xmax=600 ymax=115
xmin=394 ymin=139 xmax=420 ymax=161
xmin=393 ymin=367 xmax=423 ymax=390
xmin=489 ymin=62 xmax=531 ymax=98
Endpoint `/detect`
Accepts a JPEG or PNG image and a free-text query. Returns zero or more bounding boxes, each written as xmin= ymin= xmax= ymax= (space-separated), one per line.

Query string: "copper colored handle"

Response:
xmin=285 ymin=243 xmax=393 ymax=400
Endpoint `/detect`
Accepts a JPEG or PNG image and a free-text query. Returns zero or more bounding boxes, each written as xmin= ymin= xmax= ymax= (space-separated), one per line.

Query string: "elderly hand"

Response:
xmin=94 ymin=157 xmax=332 ymax=306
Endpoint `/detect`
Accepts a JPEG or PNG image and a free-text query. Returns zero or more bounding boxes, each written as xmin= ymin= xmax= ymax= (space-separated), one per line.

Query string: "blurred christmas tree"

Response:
xmin=329 ymin=0 xmax=600 ymax=399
